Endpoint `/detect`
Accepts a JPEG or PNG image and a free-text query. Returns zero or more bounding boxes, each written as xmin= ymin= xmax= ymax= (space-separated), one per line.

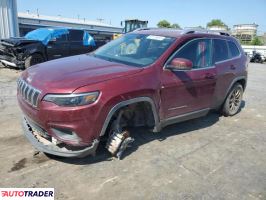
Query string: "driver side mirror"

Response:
xmin=166 ymin=58 xmax=193 ymax=71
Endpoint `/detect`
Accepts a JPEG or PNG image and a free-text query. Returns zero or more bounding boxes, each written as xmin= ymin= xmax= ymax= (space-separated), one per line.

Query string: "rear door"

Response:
xmin=46 ymin=33 xmax=69 ymax=60
xmin=69 ymin=30 xmax=91 ymax=55
xmin=160 ymin=38 xmax=217 ymax=118
xmin=213 ymin=39 xmax=239 ymax=107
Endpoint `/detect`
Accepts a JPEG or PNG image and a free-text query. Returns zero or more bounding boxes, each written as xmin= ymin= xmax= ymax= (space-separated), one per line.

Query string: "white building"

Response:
xmin=232 ymin=24 xmax=258 ymax=43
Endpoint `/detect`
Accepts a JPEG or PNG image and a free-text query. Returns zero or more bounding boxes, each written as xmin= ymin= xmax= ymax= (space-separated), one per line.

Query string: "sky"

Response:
xmin=17 ymin=0 xmax=266 ymax=34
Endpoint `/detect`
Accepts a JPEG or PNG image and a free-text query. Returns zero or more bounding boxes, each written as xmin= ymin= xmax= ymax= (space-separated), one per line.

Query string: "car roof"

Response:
xmin=133 ymin=28 xmax=184 ymax=38
xmin=39 ymin=27 xmax=85 ymax=31
xmin=134 ymin=28 xmax=232 ymax=39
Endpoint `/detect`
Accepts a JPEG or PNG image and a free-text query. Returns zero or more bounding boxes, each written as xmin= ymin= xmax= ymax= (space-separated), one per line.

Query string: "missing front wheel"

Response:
xmin=106 ymin=130 xmax=134 ymax=160
xmin=105 ymin=109 xmax=134 ymax=159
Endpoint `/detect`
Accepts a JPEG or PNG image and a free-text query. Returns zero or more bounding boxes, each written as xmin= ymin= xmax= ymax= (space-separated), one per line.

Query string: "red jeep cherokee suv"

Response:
xmin=17 ymin=29 xmax=248 ymax=159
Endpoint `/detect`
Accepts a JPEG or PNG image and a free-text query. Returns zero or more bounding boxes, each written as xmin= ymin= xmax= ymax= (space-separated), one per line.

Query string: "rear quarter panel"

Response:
xmin=213 ymin=39 xmax=247 ymax=108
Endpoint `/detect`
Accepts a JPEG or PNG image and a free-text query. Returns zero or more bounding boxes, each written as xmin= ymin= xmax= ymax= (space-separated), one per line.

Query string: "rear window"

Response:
xmin=213 ymin=39 xmax=229 ymax=62
xmin=228 ymin=41 xmax=240 ymax=58
xmin=69 ymin=30 xmax=83 ymax=41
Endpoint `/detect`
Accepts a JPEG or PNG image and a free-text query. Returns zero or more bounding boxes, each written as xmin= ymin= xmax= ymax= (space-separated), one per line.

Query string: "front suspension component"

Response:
xmin=106 ymin=131 xmax=134 ymax=160
xmin=106 ymin=110 xmax=134 ymax=159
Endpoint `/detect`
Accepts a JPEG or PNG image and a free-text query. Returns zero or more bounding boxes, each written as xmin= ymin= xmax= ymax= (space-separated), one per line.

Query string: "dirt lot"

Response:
xmin=0 ymin=63 xmax=265 ymax=200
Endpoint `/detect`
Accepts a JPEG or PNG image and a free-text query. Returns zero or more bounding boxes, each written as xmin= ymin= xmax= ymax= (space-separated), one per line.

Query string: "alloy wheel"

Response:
xmin=229 ymin=87 xmax=242 ymax=113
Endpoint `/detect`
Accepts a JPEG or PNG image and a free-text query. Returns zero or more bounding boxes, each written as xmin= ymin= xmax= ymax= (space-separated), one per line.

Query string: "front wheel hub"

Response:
xmin=106 ymin=130 xmax=134 ymax=160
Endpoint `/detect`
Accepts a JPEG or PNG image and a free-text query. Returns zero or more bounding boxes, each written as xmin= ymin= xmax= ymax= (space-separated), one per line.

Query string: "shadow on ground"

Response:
xmin=49 ymin=112 xmax=221 ymax=165
xmin=42 ymin=102 xmax=246 ymax=165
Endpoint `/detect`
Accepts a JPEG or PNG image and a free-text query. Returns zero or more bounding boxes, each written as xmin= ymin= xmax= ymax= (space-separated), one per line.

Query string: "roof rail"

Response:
xmin=134 ymin=27 xmax=230 ymax=36
xmin=181 ymin=28 xmax=230 ymax=36
xmin=134 ymin=27 xmax=183 ymax=32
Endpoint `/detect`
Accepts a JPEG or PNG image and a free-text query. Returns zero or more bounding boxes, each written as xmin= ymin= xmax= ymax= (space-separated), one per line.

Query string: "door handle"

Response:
xmin=230 ymin=65 xmax=236 ymax=70
xmin=204 ymin=73 xmax=215 ymax=79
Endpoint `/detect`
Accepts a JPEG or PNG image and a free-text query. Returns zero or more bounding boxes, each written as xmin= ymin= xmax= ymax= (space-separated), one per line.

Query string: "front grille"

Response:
xmin=17 ymin=78 xmax=41 ymax=107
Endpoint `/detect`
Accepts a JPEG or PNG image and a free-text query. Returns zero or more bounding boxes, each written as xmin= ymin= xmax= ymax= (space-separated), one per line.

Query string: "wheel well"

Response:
xmin=31 ymin=52 xmax=44 ymax=59
xmin=236 ymin=79 xmax=246 ymax=90
xmin=103 ymin=101 xmax=156 ymax=137
xmin=25 ymin=52 xmax=44 ymax=61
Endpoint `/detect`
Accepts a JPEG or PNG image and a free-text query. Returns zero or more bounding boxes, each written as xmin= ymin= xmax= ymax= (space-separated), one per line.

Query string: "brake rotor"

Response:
xmin=106 ymin=130 xmax=134 ymax=159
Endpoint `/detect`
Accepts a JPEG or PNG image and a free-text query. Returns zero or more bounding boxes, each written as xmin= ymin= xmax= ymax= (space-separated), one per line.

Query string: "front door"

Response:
xmin=46 ymin=33 xmax=69 ymax=60
xmin=160 ymin=38 xmax=217 ymax=119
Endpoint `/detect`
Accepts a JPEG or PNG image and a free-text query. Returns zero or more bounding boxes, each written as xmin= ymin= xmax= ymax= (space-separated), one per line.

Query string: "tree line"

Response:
xmin=157 ymin=19 xmax=263 ymax=45
xmin=157 ymin=19 xmax=227 ymax=29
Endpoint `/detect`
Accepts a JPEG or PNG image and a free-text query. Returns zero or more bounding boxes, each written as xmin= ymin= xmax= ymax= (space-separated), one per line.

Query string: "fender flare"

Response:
xmin=226 ymin=76 xmax=247 ymax=93
xmin=99 ymin=97 xmax=160 ymax=136
xmin=24 ymin=51 xmax=45 ymax=61
xmin=222 ymin=76 xmax=247 ymax=104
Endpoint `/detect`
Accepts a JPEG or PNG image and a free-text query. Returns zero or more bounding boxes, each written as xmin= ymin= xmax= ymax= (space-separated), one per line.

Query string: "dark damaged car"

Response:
xmin=0 ymin=27 xmax=96 ymax=69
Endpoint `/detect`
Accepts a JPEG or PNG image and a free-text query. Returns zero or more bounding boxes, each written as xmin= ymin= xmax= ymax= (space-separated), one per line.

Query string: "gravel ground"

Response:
xmin=0 ymin=63 xmax=265 ymax=200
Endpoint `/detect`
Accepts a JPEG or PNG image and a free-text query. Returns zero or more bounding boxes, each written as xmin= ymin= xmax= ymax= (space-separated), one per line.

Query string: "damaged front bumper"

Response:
xmin=0 ymin=54 xmax=24 ymax=68
xmin=22 ymin=117 xmax=99 ymax=158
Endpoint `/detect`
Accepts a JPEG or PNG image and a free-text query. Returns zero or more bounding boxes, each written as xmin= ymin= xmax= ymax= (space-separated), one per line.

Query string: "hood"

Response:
xmin=0 ymin=37 xmax=40 ymax=47
xmin=22 ymin=54 xmax=142 ymax=93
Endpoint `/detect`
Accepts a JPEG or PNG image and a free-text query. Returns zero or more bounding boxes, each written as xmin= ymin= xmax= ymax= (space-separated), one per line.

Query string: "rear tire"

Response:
xmin=222 ymin=83 xmax=243 ymax=116
xmin=24 ymin=54 xmax=44 ymax=69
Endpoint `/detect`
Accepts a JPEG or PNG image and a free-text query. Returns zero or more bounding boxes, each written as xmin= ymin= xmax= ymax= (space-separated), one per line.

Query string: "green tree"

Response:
xmin=207 ymin=19 xmax=228 ymax=29
xmin=251 ymin=36 xmax=263 ymax=45
xmin=157 ymin=20 xmax=171 ymax=28
xmin=171 ymin=23 xmax=181 ymax=29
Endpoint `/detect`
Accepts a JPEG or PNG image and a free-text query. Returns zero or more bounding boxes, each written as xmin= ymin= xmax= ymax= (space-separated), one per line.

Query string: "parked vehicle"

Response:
xmin=17 ymin=29 xmax=248 ymax=159
xmin=250 ymin=52 xmax=264 ymax=63
xmin=0 ymin=27 xmax=96 ymax=69
xmin=113 ymin=19 xmax=148 ymax=39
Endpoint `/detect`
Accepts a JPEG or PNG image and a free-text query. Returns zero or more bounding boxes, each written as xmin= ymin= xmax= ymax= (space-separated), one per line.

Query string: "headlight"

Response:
xmin=43 ymin=92 xmax=99 ymax=106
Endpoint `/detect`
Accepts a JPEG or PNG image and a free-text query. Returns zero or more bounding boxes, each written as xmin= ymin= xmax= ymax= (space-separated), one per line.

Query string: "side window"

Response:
xmin=55 ymin=34 xmax=67 ymax=42
xmin=170 ymin=39 xmax=212 ymax=69
xmin=228 ymin=41 xmax=240 ymax=58
xmin=213 ymin=39 xmax=229 ymax=62
xmin=69 ymin=30 xmax=83 ymax=41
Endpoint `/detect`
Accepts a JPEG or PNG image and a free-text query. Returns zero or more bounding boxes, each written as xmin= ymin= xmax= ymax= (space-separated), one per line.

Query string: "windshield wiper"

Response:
xmin=94 ymin=54 xmax=116 ymax=62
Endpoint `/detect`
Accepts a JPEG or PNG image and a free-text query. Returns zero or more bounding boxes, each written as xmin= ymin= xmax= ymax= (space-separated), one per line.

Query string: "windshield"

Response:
xmin=93 ymin=33 xmax=175 ymax=67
